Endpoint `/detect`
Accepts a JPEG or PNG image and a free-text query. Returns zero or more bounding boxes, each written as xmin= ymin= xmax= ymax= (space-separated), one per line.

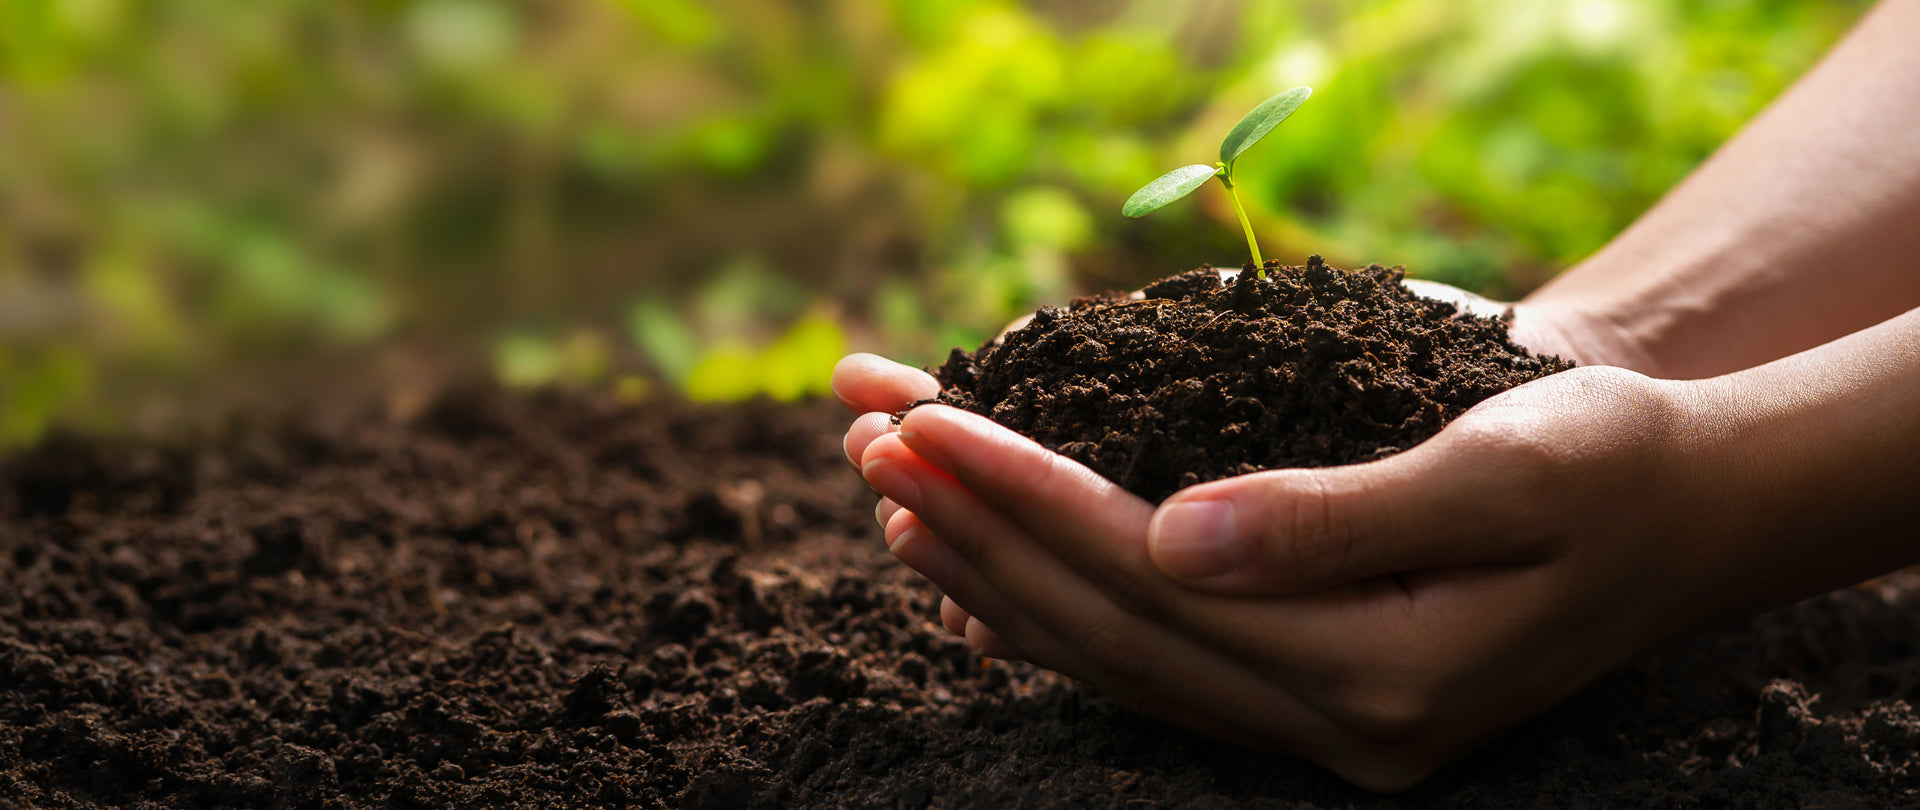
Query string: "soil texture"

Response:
xmin=2 ymin=389 xmax=1918 ymax=808
xmin=932 ymin=257 xmax=1573 ymax=502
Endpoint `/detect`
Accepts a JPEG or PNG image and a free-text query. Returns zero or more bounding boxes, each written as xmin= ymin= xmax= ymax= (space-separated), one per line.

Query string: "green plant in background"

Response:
xmin=0 ymin=0 xmax=1877 ymax=450
xmin=1122 ymin=87 xmax=1311 ymax=276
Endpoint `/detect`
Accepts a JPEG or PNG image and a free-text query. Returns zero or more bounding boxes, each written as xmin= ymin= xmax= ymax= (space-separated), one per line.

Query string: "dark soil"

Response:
xmin=3 ymin=388 xmax=1918 ymax=809
xmin=932 ymin=257 xmax=1573 ymax=502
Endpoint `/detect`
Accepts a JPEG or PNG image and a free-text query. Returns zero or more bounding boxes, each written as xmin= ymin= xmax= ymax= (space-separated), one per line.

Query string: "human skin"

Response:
xmin=832 ymin=0 xmax=1920 ymax=792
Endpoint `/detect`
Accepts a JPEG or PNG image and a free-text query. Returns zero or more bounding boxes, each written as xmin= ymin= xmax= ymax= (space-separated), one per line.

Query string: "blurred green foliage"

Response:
xmin=0 ymin=0 xmax=1870 ymax=447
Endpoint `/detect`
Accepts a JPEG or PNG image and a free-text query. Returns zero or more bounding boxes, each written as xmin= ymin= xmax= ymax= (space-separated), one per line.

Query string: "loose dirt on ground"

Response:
xmin=2 ymin=390 xmax=1916 ymax=808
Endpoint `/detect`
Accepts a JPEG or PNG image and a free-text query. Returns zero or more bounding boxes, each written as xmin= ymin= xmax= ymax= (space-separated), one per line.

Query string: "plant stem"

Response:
xmin=1220 ymin=176 xmax=1264 ymax=277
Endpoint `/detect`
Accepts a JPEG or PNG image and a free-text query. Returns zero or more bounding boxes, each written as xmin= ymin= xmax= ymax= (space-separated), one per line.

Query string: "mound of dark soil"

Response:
xmin=932 ymin=256 xmax=1573 ymax=502
xmin=2 ymin=389 xmax=1917 ymax=808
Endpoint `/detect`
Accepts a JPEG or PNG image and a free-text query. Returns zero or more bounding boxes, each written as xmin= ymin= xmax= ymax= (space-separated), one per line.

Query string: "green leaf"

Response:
xmin=1122 ymin=164 xmax=1220 ymax=217
xmin=1218 ymin=86 xmax=1312 ymax=168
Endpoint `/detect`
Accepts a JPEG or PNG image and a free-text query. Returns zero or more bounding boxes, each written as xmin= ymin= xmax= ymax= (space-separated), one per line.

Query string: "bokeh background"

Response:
xmin=0 ymin=0 xmax=1873 ymax=448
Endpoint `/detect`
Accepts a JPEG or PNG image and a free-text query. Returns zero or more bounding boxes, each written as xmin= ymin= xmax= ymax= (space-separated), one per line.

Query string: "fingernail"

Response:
xmin=889 ymin=525 xmax=954 ymax=589
xmin=843 ymin=428 xmax=864 ymax=469
xmin=897 ymin=407 xmax=965 ymax=471
xmin=874 ymin=497 xmax=898 ymax=529
xmin=861 ymin=458 xmax=922 ymax=513
xmin=895 ymin=427 xmax=952 ymax=472
xmin=1149 ymin=500 xmax=1240 ymax=579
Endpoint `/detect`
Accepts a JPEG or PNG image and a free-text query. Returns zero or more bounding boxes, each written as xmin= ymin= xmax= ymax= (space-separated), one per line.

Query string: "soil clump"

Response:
xmin=932 ymin=256 xmax=1573 ymax=502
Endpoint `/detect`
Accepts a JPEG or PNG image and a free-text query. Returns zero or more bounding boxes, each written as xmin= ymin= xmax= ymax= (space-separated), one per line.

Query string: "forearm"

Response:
xmin=1670 ymin=304 xmax=1920 ymax=623
xmin=1521 ymin=0 xmax=1920 ymax=379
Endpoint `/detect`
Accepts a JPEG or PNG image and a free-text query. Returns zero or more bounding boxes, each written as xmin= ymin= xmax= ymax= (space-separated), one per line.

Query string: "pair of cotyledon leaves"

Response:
xmin=1121 ymin=86 xmax=1312 ymax=218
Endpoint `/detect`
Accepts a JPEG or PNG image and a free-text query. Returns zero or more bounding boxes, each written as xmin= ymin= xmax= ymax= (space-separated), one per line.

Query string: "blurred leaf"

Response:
xmin=495 ymin=332 xmax=562 ymax=388
xmin=0 ymin=0 xmax=65 ymax=81
xmin=691 ymin=115 xmax=769 ymax=175
xmin=615 ymin=0 xmax=723 ymax=50
xmin=1053 ymin=131 xmax=1157 ymax=198
xmin=1122 ymin=164 xmax=1217 ymax=218
xmin=628 ymin=298 xmax=699 ymax=382
xmin=759 ymin=312 xmax=846 ymax=402
xmin=83 ymin=241 xmax=185 ymax=362
xmin=494 ymin=330 xmax=609 ymax=388
xmin=889 ymin=0 xmax=973 ymax=46
xmin=406 ymin=0 xmax=517 ymax=73
xmin=876 ymin=5 xmax=1066 ymax=185
xmin=1069 ymin=33 xmax=1190 ymax=124
xmin=1218 ymin=86 xmax=1311 ymax=168
xmin=1002 ymin=186 xmax=1092 ymax=251
xmin=683 ymin=343 xmax=761 ymax=402
xmin=873 ymin=278 xmax=933 ymax=356
xmin=698 ymin=255 xmax=805 ymax=333
xmin=0 ymin=344 xmax=94 ymax=448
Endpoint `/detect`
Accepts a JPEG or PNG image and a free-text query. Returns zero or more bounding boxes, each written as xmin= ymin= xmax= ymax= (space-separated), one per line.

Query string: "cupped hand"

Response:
xmin=831 ymin=275 xmax=1650 ymax=653
xmin=832 ymin=348 xmax=1738 ymax=791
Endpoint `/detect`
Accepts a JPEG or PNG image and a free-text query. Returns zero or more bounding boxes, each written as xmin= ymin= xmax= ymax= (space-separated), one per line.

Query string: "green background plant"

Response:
xmin=0 ymin=0 xmax=1872 ymax=448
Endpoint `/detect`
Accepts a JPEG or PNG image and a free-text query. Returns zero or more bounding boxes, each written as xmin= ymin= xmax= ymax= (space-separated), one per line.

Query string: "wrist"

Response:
xmin=1663 ymin=322 xmax=1920 ymax=622
xmin=1507 ymin=298 xmax=1666 ymax=374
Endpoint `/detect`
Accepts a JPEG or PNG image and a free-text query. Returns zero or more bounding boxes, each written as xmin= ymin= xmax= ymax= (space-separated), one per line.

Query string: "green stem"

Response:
xmin=1220 ymin=175 xmax=1264 ymax=277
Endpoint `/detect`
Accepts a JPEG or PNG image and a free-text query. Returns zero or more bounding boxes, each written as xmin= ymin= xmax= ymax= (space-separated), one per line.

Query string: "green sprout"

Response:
xmin=1122 ymin=86 xmax=1312 ymax=277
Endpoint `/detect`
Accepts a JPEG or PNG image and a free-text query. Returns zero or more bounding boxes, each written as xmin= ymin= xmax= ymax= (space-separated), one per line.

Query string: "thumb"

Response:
xmin=1146 ymin=444 xmax=1536 ymax=595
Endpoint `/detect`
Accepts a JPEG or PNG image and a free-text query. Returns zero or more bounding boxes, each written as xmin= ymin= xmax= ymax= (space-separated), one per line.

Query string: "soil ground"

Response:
xmin=3 ymin=389 xmax=1918 ymax=809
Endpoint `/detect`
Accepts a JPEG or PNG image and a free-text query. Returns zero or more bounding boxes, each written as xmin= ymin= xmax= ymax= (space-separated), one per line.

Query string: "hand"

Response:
xmin=833 ymin=352 xmax=1731 ymax=791
xmin=837 ymin=272 xmax=1664 ymax=659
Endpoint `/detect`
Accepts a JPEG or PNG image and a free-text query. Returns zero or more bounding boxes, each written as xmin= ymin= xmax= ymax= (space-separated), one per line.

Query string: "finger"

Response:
xmin=882 ymin=406 xmax=1436 ymax=685
xmin=890 ymin=520 xmax=1278 ymax=752
xmin=883 ymin=504 xmax=921 ymax=547
xmin=891 ymin=507 xmax=1455 ymax=792
xmin=887 ymin=518 xmax=1082 ymax=673
xmin=868 ymin=446 xmax=1446 ymax=791
xmin=940 ymin=595 xmax=970 ymax=636
xmin=964 ymin=617 xmax=1027 ymax=660
xmin=885 ymin=513 xmax=1012 ymax=659
xmin=883 ymin=506 xmax=1325 ymax=743
xmin=846 ymin=412 xmax=900 ymax=470
xmin=1148 ymin=431 xmax=1547 ymax=596
xmin=887 ymin=517 xmax=995 ymax=651
xmin=861 ymin=433 xmax=1360 ymax=751
xmin=879 ymin=454 xmax=1190 ymax=683
xmin=874 ymin=497 xmax=902 ymax=530
xmin=892 ymin=406 xmax=1170 ymax=618
xmin=831 ymin=353 xmax=939 ymax=415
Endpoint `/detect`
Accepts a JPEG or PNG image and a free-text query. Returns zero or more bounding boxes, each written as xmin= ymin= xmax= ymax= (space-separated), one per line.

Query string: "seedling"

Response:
xmin=1122 ymin=87 xmax=1312 ymax=277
